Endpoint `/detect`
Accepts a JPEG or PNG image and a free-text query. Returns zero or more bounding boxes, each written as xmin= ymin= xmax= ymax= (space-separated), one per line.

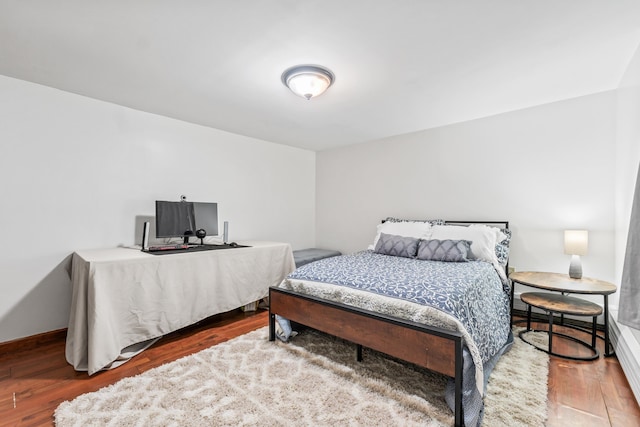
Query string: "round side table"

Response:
xmin=509 ymin=271 xmax=617 ymax=357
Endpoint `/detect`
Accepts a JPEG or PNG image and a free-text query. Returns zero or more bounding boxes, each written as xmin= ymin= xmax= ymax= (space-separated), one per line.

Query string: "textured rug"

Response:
xmin=55 ymin=326 xmax=548 ymax=426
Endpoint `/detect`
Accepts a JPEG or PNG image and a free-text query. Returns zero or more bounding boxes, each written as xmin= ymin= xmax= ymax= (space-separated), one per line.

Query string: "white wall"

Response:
xmin=317 ymin=91 xmax=617 ymax=305
xmin=3 ymin=55 xmax=635 ymax=344
xmin=0 ymin=75 xmax=316 ymax=343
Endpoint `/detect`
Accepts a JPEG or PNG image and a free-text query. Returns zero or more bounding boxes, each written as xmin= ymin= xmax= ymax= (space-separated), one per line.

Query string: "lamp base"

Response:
xmin=569 ymin=254 xmax=582 ymax=279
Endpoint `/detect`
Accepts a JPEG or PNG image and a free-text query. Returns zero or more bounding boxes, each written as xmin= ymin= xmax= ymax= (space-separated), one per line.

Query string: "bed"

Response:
xmin=268 ymin=219 xmax=513 ymax=427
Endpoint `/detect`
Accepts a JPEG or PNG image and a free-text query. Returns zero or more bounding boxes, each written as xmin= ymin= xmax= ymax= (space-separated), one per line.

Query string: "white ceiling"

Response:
xmin=2 ymin=1 xmax=640 ymax=151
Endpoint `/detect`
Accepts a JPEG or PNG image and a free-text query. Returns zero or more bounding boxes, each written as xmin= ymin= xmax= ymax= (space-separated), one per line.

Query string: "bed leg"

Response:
xmin=269 ymin=313 xmax=275 ymax=342
xmin=356 ymin=344 xmax=363 ymax=362
xmin=454 ymin=338 xmax=463 ymax=427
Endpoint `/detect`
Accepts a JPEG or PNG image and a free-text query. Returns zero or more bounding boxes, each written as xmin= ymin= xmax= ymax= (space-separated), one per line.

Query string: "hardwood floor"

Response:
xmin=531 ymin=319 xmax=640 ymax=427
xmin=1 ymin=310 xmax=639 ymax=426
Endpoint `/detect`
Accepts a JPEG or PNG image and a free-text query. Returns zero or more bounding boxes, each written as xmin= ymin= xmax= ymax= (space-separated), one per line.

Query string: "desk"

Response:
xmin=66 ymin=241 xmax=295 ymax=375
xmin=509 ymin=271 xmax=617 ymax=357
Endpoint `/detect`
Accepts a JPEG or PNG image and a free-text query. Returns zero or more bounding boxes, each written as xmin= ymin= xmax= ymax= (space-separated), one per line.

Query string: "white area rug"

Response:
xmin=55 ymin=327 xmax=548 ymax=426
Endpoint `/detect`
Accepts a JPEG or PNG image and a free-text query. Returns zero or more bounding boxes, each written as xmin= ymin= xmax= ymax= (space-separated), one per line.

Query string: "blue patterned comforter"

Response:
xmin=287 ymin=250 xmax=511 ymax=363
xmin=281 ymin=250 xmax=512 ymax=427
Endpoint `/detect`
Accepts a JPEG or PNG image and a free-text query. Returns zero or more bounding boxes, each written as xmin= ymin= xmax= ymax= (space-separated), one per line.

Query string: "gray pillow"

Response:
xmin=374 ymin=233 xmax=419 ymax=258
xmin=417 ymin=239 xmax=472 ymax=262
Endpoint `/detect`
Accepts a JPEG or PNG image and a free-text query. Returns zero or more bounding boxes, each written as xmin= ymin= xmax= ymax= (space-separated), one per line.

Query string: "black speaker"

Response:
xmin=196 ymin=228 xmax=206 ymax=245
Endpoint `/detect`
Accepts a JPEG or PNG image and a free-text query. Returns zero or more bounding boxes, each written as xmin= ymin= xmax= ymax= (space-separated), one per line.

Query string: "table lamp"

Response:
xmin=564 ymin=230 xmax=588 ymax=279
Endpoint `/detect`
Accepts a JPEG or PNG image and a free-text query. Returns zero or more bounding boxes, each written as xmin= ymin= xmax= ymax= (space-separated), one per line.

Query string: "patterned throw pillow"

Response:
xmin=416 ymin=239 xmax=472 ymax=262
xmin=369 ymin=220 xmax=432 ymax=251
xmin=374 ymin=233 xmax=420 ymax=258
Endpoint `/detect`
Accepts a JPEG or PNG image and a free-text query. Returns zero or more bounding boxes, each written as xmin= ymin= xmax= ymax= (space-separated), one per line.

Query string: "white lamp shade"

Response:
xmin=564 ymin=230 xmax=588 ymax=256
xmin=282 ymin=65 xmax=334 ymax=100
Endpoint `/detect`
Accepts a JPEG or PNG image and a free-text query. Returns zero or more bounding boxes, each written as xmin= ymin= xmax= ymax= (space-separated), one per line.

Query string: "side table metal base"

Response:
xmin=519 ymin=329 xmax=600 ymax=361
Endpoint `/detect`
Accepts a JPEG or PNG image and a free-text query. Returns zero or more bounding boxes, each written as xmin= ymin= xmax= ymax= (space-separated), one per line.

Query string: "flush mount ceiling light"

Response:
xmin=281 ymin=65 xmax=335 ymax=100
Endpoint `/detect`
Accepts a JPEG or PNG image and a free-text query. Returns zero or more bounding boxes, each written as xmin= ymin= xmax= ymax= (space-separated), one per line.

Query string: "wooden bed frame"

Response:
xmin=268 ymin=220 xmax=509 ymax=427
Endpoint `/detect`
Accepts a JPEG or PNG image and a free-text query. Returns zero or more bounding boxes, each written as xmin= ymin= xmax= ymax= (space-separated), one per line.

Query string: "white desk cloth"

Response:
xmin=65 ymin=241 xmax=295 ymax=375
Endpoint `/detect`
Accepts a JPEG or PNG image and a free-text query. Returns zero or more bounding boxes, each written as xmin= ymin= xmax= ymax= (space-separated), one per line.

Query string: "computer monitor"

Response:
xmin=193 ymin=202 xmax=219 ymax=238
xmin=155 ymin=201 xmax=196 ymax=242
xmin=155 ymin=200 xmax=218 ymax=244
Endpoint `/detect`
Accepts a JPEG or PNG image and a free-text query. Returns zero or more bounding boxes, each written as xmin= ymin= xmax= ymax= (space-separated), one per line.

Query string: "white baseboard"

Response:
xmin=610 ymin=309 xmax=640 ymax=406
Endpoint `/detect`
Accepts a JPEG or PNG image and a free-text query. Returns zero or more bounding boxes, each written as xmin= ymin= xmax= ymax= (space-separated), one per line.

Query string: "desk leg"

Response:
xmin=604 ymin=294 xmax=615 ymax=357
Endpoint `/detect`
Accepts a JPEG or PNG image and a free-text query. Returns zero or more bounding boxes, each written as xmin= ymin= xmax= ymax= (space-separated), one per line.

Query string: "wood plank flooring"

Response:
xmin=1 ymin=309 xmax=639 ymax=426
xmin=533 ymin=319 xmax=640 ymax=427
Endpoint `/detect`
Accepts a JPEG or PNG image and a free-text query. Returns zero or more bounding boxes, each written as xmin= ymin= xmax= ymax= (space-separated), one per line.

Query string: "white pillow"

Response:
xmin=469 ymin=224 xmax=507 ymax=248
xmin=430 ymin=224 xmax=501 ymax=264
xmin=368 ymin=221 xmax=432 ymax=250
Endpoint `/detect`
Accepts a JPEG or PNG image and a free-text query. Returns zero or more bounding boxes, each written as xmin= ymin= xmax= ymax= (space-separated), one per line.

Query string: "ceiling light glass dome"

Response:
xmin=281 ymin=65 xmax=335 ymax=100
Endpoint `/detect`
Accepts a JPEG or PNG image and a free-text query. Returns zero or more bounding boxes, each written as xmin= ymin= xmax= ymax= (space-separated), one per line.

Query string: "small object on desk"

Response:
xmin=229 ymin=242 xmax=239 ymax=248
xmin=141 ymin=221 xmax=150 ymax=251
xmin=196 ymin=228 xmax=207 ymax=245
xmin=147 ymin=244 xmax=190 ymax=252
